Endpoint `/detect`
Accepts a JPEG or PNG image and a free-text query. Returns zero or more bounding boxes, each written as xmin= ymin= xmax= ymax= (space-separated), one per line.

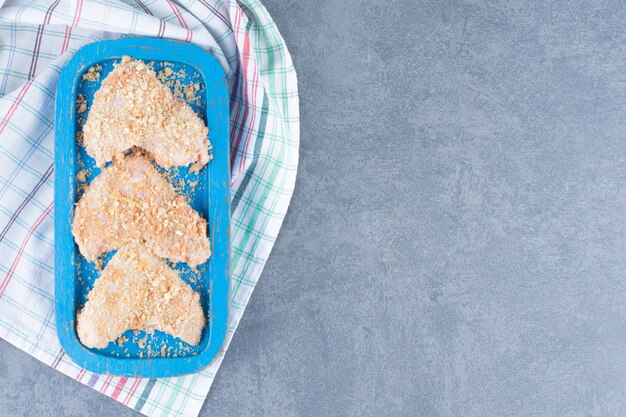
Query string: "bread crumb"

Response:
xmin=76 ymin=131 xmax=84 ymax=147
xmin=189 ymin=162 xmax=204 ymax=175
xmin=76 ymin=183 xmax=87 ymax=198
xmin=76 ymin=169 xmax=88 ymax=183
xmin=95 ymin=257 xmax=104 ymax=271
xmin=82 ymin=64 xmax=102 ymax=81
xmin=183 ymin=83 xmax=198 ymax=102
xmin=77 ymin=94 xmax=87 ymax=113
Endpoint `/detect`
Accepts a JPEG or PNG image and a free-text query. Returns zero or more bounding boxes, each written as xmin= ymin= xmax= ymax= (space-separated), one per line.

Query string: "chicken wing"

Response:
xmin=72 ymin=154 xmax=211 ymax=266
xmin=76 ymin=244 xmax=206 ymax=349
xmin=82 ymin=56 xmax=210 ymax=168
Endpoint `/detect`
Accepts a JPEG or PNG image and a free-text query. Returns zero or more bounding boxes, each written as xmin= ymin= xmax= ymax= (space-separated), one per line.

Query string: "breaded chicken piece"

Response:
xmin=72 ymin=154 xmax=211 ymax=267
xmin=82 ymin=56 xmax=209 ymax=168
xmin=76 ymin=244 xmax=205 ymax=349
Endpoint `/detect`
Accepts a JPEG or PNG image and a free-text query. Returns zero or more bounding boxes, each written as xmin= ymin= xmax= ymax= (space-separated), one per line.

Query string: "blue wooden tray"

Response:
xmin=54 ymin=38 xmax=230 ymax=378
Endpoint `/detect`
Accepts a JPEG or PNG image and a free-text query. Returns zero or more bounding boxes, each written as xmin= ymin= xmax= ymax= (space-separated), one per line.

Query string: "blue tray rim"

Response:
xmin=54 ymin=38 xmax=230 ymax=378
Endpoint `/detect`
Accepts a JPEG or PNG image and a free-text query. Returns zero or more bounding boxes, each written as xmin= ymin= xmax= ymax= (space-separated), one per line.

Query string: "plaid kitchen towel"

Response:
xmin=0 ymin=0 xmax=299 ymax=416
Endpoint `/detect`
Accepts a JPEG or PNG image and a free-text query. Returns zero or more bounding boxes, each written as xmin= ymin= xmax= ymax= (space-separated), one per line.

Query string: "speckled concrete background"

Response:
xmin=1 ymin=1 xmax=626 ymax=416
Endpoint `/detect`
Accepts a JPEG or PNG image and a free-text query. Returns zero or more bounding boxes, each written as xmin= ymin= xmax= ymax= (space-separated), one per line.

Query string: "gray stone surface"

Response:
xmin=2 ymin=0 xmax=626 ymax=416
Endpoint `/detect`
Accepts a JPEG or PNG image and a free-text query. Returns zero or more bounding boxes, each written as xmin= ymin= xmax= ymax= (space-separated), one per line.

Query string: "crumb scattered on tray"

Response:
xmin=95 ymin=257 xmax=104 ymax=271
xmin=82 ymin=64 xmax=102 ymax=81
xmin=188 ymin=180 xmax=199 ymax=194
xmin=77 ymin=94 xmax=87 ymax=114
xmin=189 ymin=162 xmax=204 ymax=175
xmin=76 ymin=183 xmax=87 ymax=198
xmin=137 ymin=336 xmax=147 ymax=349
xmin=76 ymin=131 xmax=84 ymax=147
xmin=117 ymin=335 xmax=128 ymax=346
xmin=76 ymin=169 xmax=88 ymax=183
xmin=157 ymin=64 xmax=202 ymax=106
xmin=184 ymin=83 xmax=200 ymax=102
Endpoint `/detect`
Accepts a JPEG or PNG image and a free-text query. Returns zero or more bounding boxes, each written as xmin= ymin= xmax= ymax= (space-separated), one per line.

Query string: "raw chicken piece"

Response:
xmin=72 ymin=154 xmax=211 ymax=267
xmin=77 ymin=244 xmax=205 ymax=349
xmin=82 ymin=56 xmax=209 ymax=168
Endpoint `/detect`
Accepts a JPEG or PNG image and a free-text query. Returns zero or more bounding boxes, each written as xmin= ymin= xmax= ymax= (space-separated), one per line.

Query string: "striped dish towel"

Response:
xmin=0 ymin=0 xmax=299 ymax=416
